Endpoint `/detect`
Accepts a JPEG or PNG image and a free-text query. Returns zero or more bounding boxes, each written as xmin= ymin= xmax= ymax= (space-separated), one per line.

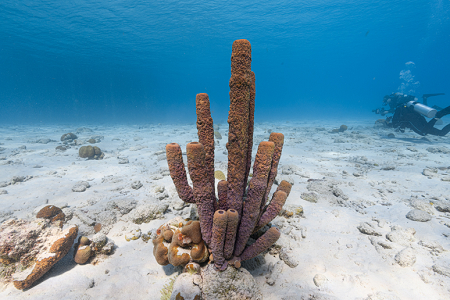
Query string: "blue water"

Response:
xmin=1 ymin=0 xmax=449 ymax=124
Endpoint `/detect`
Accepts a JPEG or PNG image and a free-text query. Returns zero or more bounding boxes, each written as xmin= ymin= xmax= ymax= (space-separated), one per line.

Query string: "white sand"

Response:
xmin=0 ymin=118 xmax=449 ymax=299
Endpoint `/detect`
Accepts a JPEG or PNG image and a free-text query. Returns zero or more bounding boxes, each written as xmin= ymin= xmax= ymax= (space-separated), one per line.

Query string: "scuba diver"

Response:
xmin=373 ymin=93 xmax=416 ymax=116
xmin=373 ymin=92 xmax=450 ymax=136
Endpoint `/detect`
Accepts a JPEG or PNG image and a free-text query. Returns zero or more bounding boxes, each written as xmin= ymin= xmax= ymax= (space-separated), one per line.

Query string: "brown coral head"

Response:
xmin=152 ymin=235 xmax=170 ymax=266
xmin=177 ymin=232 xmax=192 ymax=246
xmin=169 ymin=244 xmax=191 ymax=266
xmin=74 ymin=245 xmax=91 ymax=264
xmin=94 ymin=223 xmax=102 ymax=233
xmin=162 ymin=228 xmax=174 ymax=243
xmin=181 ymin=221 xmax=202 ymax=244
xmin=79 ymin=236 xmax=90 ymax=246
xmin=190 ymin=240 xmax=209 ymax=263
xmin=36 ymin=205 xmax=64 ymax=221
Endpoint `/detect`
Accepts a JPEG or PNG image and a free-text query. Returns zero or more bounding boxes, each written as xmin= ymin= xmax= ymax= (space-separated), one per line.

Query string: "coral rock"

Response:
xmin=12 ymin=224 xmax=78 ymax=289
xmin=170 ymin=273 xmax=202 ymax=300
xmin=74 ymin=245 xmax=91 ymax=264
xmin=79 ymin=145 xmax=104 ymax=160
xmin=61 ymin=132 xmax=77 ymax=141
xmin=36 ymin=205 xmax=63 ymax=219
xmin=36 ymin=205 xmax=65 ymax=227
xmin=79 ymin=236 xmax=90 ymax=245
xmin=201 ymin=264 xmax=262 ymax=300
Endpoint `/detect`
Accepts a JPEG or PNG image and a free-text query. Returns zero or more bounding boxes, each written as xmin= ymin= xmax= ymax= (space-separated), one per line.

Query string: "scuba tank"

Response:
xmin=406 ymin=101 xmax=437 ymax=118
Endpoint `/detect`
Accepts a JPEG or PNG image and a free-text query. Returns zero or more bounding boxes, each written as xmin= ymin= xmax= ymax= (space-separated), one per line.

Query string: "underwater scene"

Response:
xmin=0 ymin=1 xmax=449 ymax=299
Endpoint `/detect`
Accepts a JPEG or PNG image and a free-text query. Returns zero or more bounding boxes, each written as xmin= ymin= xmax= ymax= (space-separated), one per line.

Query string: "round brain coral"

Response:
xmin=79 ymin=146 xmax=95 ymax=158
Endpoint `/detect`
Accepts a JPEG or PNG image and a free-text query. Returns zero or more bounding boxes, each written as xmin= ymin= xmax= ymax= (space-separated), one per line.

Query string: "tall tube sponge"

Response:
xmin=226 ymin=39 xmax=254 ymax=217
xmin=186 ymin=142 xmax=215 ymax=245
xmin=233 ymin=141 xmax=275 ymax=257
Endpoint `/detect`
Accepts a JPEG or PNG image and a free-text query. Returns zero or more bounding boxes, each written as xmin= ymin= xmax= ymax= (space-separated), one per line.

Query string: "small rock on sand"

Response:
xmin=394 ymin=247 xmax=416 ymax=267
xmin=301 ymin=192 xmax=318 ymax=203
xmin=72 ymin=181 xmax=90 ymax=192
xmin=357 ymin=222 xmax=382 ymax=236
xmin=313 ymin=274 xmax=328 ymax=287
xmin=406 ymin=209 xmax=431 ymax=222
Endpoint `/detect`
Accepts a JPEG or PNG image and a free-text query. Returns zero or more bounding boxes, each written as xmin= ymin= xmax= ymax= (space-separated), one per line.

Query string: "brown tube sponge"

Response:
xmin=223 ymin=209 xmax=239 ymax=260
xmin=254 ymin=191 xmax=288 ymax=232
xmin=261 ymin=132 xmax=284 ymax=211
xmin=276 ymin=180 xmax=292 ymax=196
xmin=211 ymin=210 xmax=228 ymax=269
xmin=217 ymin=180 xmax=228 ymax=211
xmin=243 ymin=71 xmax=256 ymax=190
xmin=239 ymin=227 xmax=281 ymax=262
xmin=181 ymin=220 xmax=202 ymax=244
xmin=234 ymin=141 xmax=275 ymax=257
xmin=186 ymin=142 xmax=215 ymax=245
xmin=196 ymin=93 xmax=215 ymax=196
xmin=166 ymin=143 xmax=195 ymax=203
xmin=227 ymin=39 xmax=253 ymax=216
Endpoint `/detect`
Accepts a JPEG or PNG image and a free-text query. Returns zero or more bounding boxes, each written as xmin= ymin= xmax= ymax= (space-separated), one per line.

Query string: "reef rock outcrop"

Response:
xmin=0 ymin=217 xmax=78 ymax=289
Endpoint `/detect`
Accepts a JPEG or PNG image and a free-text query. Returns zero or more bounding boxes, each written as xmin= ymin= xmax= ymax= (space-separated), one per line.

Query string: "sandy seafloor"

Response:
xmin=0 ymin=118 xmax=449 ymax=300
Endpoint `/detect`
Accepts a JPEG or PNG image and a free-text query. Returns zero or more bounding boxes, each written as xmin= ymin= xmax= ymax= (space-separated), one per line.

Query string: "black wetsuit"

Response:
xmin=391 ymin=105 xmax=450 ymax=136
xmin=384 ymin=94 xmax=416 ymax=114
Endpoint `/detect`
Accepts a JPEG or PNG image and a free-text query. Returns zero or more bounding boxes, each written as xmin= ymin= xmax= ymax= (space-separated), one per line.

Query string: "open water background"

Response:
xmin=0 ymin=0 xmax=449 ymax=124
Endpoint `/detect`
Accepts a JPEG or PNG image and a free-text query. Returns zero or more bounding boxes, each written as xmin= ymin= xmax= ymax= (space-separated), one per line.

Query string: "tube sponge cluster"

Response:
xmin=158 ymin=39 xmax=291 ymax=271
